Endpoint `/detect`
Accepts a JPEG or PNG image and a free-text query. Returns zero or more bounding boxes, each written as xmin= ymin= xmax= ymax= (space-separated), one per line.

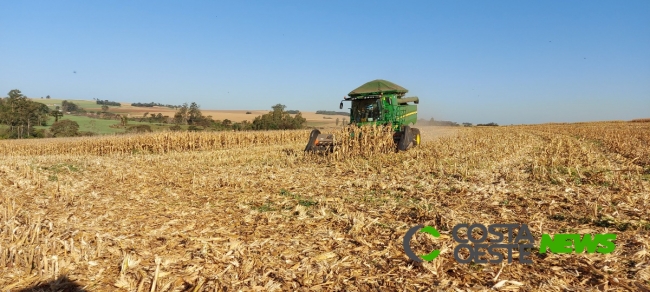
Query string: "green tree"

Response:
xmin=50 ymin=120 xmax=79 ymax=137
xmin=0 ymin=89 xmax=50 ymax=138
xmin=61 ymin=100 xmax=80 ymax=112
xmin=188 ymin=102 xmax=203 ymax=125
xmin=173 ymin=103 xmax=189 ymax=124
xmin=196 ymin=115 xmax=214 ymax=128
xmin=101 ymin=105 xmax=109 ymax=112
xmin=51 ymin=106 xmax=63 ymax=122
xmin=252 ymin=104 xmax=306 ymax=130
xmin=291 ymin=112 xmax=307 ymax=128
xmin=28 ymin=102 xmax=50 ymax=127
xmin=272 ymin=103 xmax=286 ymax=112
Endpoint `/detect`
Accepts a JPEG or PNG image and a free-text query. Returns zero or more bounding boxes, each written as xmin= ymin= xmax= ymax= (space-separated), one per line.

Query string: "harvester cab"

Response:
xmin=304 ymin=79 xmax=421 ymax=153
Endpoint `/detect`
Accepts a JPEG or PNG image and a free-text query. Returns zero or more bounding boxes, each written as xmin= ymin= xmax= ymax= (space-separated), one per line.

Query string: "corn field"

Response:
xmin=0 ymin=131 xmax=312 ymax=156
xmin=0 ymin=126 xmax=397 ymax=159
xmin=0 ymin=123 xmax=649 ymax=291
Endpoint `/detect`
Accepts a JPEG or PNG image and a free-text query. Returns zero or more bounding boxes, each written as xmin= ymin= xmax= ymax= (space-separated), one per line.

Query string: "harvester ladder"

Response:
xmin=395 ymin=107 xmax=407 ymax=129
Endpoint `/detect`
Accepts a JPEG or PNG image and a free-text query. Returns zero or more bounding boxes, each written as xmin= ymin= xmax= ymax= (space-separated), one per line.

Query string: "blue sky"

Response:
xmin=1 ymin=1 xmax=648 ymax=125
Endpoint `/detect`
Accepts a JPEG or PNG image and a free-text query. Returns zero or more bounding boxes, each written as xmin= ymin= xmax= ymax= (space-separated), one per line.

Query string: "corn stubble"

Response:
xmin=0 ymin=123 xmax=649 ymax=291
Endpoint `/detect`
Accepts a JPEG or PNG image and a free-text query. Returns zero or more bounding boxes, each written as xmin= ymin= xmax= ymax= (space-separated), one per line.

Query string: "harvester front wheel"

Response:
xmin=398 ymin=126 xmax=413 ymax=151
xmin=412 ymin=128 xmax=421 ymax=147
xmin=304 ymin=129 xmax=321 ymax=152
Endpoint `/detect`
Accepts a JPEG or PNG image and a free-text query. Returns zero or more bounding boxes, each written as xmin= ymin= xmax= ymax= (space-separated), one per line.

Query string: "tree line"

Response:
xmin=96 ymin=99 xmax=121 ymax=106
xmin=0 ymin=90 xmax=94 ymax=138
xmin=1 ymin=89 xmax=309 ymax=139
xmin=131 ymin=102 xmax=180 ymax=109
xmin=87 ymin=102 xmax=307 ymax=132
xmin=168 ymin=103 xmax=306 ymax=131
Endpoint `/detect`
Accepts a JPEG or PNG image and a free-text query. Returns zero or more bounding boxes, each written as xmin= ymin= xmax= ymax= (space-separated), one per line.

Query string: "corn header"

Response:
xmin=304 ymin=79 xmax=421 ymax=153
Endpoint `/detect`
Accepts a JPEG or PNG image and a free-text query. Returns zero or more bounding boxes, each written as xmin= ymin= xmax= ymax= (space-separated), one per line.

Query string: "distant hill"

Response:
xmin=316 ymin=110 xmax=349 ymax=116
xmin=26 ymin=97 xmax=340 ymax=126
xmin=417 ymin=118 xmax=460 ymax=126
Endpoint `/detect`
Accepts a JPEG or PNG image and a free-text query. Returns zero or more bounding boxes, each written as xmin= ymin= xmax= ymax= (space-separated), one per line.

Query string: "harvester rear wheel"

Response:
xmin=398 ymin=126 xmax=413 ymax=151
xmin=412 ymin=128 xmax=421 ymax=147
xmin=304 ymin=129 xmax=321 ymax=152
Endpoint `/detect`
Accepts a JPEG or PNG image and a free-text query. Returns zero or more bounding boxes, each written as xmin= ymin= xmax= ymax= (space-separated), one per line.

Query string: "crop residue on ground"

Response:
xmin=1 ymin=123 xmax=649 ymax=291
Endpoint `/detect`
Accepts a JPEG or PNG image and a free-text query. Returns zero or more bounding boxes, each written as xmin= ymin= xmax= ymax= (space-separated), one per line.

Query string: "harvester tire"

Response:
xmin=412 ymin=128 xmax=421 ymax=147
xmin=398 ymin=126 xmax=413 ymax=151
xmin=304 ymin=129 xmax=321 ymax=152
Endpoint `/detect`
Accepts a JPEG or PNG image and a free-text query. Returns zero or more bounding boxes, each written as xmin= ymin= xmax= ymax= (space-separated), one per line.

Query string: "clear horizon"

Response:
xmin=1 ymin=1 xmax=648 ymax=125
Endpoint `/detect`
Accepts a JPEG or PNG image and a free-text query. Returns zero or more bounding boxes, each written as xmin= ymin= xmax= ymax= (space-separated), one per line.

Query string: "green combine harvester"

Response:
xmin=304 ymin=79 xmax=421 ymax=153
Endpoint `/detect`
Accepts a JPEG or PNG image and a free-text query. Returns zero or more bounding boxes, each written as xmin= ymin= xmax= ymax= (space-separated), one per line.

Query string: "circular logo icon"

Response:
xmin=403 ymin=225 xmax=441 ymax=262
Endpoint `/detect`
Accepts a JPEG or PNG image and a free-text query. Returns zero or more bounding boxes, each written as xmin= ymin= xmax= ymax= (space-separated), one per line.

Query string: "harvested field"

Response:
xmin=1 ymin=123 xmax=649 ymax=291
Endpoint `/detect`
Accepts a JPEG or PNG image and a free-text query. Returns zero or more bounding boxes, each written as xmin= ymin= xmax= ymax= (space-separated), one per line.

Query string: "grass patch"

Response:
xmin=255 ymin=203 xmax=275 ymax=212
xmin=35 ymin=115 xmax=124 ymax=134
xmin=616 ymin=222 xmax=632 ymax=231
xmin=593 ymin=217 xmax=614 ymax=228
xmin=31 ymin=98 xmax=103 ymax=111
xmin=279 ymin=188 xmax=318 ymax=207
xmin=41 ymin=163 xmax=81 ymax=173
